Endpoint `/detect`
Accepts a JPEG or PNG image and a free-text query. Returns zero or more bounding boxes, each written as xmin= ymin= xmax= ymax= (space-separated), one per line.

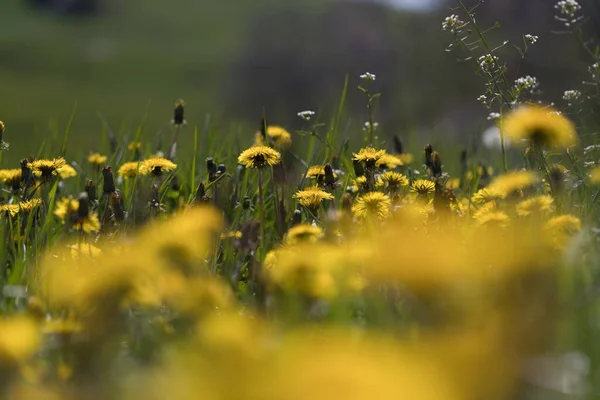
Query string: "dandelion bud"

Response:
xmin=77 ymin=192 xmax=90 ymax=219
xmin=431 ymin=151 xmax=442 ymax=178
xmin=102 ymin=166 xmax=116 ymax=194
xmin=110 ymin=190 xmax=126 ymax=222
xmin=173 ymin=99 xmax=185 ymax=125
xmin=393 ymin=135 xmax=404 ymax=154
xmin=196 ymin=182 xmax=206 ymax=200
xmin=324 ymin=164 xmax=336 ymax=187
xmin=424 ymin=144 xmax=433 ymax=168
xmin=217 ymin=164 xmax=227 ymax=175
xmin=291 ymin=209 xmax=302 ymax=226
xmin=353 ymin=159 xmax=365 ymax=177
xmin=242 ymin=196 xmax=251 ymax=210
xmin=206 ymin=157 xmax=217 ymax=179
xmin=85 ymin=179 xmax=97 ymax=203
xmin=20 ymin=158 xmax=32 ymax=186
xmin=0 ymin=121 xmax=4 ymax=142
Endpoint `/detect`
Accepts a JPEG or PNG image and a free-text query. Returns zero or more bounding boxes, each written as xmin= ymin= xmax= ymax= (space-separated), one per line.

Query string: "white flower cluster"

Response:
xmin=478 ymin=54 xmax=499 ymax=74
xmin=563 ymin=90 xmax=582 ymax=102
xmin=555 ymin=0 xmax=582 ymax=18
xmin=442 ymin=14 xmax=464 ymax=34
xmin=524 ymin=34 xmax=539 ymax=44
xmin=477 ymin=94 xmax=487 ymax=103
xmin=487 ymin=112 xmax=501 ymax=121
xmin=514 ymin=76 xmax=540 ymax=93
xmin=360 ymin=72 xmax=376 ymax=82
xmin=297 ymin=110 xmax=315 ymax=121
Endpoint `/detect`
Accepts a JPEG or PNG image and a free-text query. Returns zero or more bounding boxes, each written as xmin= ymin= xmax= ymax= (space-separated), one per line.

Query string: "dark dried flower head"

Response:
xmin=173 ymin=99 xmax=185 ymax=125
xmin=102 ymin=166 xmax=116 ymax=194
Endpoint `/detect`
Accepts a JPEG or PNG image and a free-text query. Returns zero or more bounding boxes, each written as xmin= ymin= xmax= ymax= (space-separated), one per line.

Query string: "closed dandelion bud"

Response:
xmin=206 ymin=157 xmax=217 ymax=180
xmin=242 ymin=196 xmax=251 ymax=210
xmin=424 ymin=144 xmax=433 ymax=168
xmin=85 ymin=179 xmax=97 ymax=203
xmin=291 ymin=209 xmax=302 ymax=226
xmin=324 ymin=164 xmax=336 ymax=187
xmin=0 ymin=121 xmax=4 ymax=142
xmin=102 ymin=166 xmax=116 ymax=194
xmin=110 ymin=190 xmax=126 ymax=222
xmin=196 ymin=182 xmax=206 ymax=200
xmin=393 ymin=135 xmax=404 ymax=154
xmin=341 ymin=193 xmax=353 ymax=212
xmin=431 ymin=151 xmax=442 ymax=177
xmin=353 ymin=159 xmax=365 ymax=177
xmin=77 ymin=192 xmax=90 ymax=219
xmin=173 ymin=99 xmax=185 ymax=125
xmin=217 ymin=164 xmax=227 ymax=175
xmin=20 ymin=158 xmax=32 ymax=186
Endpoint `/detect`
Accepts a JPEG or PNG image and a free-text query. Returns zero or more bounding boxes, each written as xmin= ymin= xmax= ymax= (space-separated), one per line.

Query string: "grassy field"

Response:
xmin=0 ymin=1 xmax=600 ymax=399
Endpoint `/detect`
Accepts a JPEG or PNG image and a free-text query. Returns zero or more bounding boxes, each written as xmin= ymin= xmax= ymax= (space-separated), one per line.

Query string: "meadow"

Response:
xmin=1 ymin=0 xmax=600 ymax=399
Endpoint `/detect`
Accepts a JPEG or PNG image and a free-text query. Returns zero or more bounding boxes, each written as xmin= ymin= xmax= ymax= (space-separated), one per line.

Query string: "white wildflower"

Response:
xmin=524 ymin=34 xmax=539 ymax=44
xmin=487 ymin=112 xmax=501 ymax=121
xmin=589 ymin=62 xmax=600 ymax=80
xmin=563 ymin=90 xmax=582 ymax=103
xmin=297 ymin=110 xmax=315 ymax=121
xmin=478 ymin=54 xmax=499 ymax=74
xmin=477 ymin=95 xmax=487 ymax=103
xmin=442 ymin=14 xmax=464 ymax=34
xmin=360 ymin=72 xmax=376 ymax=82
xmin=363 ymin=121 xmax=379 ymax=131
xmin=555 ymin=0 xmax=582 ymax=18
xmin=514 ymin=76 xmax=540 ymax=93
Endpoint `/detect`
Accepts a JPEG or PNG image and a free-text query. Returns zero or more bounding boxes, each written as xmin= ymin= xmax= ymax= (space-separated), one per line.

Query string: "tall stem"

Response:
xmin=258 ymin=169 xmax=266 ymax=260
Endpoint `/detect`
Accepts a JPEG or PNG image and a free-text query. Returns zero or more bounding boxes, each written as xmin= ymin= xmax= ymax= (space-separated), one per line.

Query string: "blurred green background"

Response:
xmin=0 ymin=0 xmax=595 ymax=166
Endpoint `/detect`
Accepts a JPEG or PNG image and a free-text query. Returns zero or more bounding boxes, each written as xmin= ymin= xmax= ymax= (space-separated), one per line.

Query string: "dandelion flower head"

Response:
xmin=352 ymin=192 xmax=392 ymax=221
xmin=238 ymin=146 xmax=281 ymax=169
xmin=502 ymin=105 xmax=576 ymax=148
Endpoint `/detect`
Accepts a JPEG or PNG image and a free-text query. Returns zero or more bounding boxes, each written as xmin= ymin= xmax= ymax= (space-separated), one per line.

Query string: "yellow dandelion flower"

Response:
xmin=0 ymin=317 xmax=40 ymax=364
xmin=57 ymin=164 xmax=77 ymax=180
xmin=353 ymin=176 xmax=369 ymax=192
xmin=516 ymin=195 xmax=555 ymax=216
xmin=18 ymin=199 xmax=42 ymax=214
xmin=375 ymin=153 xmax=403 ymax=169
xmin=472 ymin=201 xmax=497 ymax=220
xmin=0 ymin=121 xmax=4 ymax=133
xmin=285 ymin=224 xmax=324 ymax=245
xmin=544 ymin=214 xmax=582 ymax=249
xmin=502 ymin=105 xmax=576 ymax=148
xmin=266 ymin=125 xmax=292 ymax=149
xmin=220 ymin=231 xmax=243 ymax=240
xmin=42 ymin=318 xmax=84 ymax=335
xmin=238 ymin=145 xmax=281 ymax=169
xmin=28 ymin=157 xmax=66 ymax=179
xmin=471 ymin=188 xmax=505 ymax=204
xmin=119 ymin=162 xmax=142 ymax=178
xmin=488 ymin=171 xmax=537 ymax=196
xmin=88 ymin=153 xmax=107 ymax=166
xmin=410 ymin=179 xmax=436 ymax=196
xmin=294 ymin=186 xmax=334 ymax=211
xmin=378 ymin=171 xmax=408 ymax=190
xmin=475 ymin=211 xmax=510 ymax=228
xmin=0 ymin=204 xmax=19 ymax=218
xmin=399 ymin=153 xmax=414 ymax=164
xmin=306 ymin=165 xmax=337 ymax=181
xmin=54 ymin=198 xmax=79 ymax=222
xmin=445 ymin=178 xmax=460 ymax=190
xmin=70 ymin=243 xmax=102 ymax=259
xmin=353 ymin=147 xmax=387 ymax=168
xmin=590 ymin=167 xmax=600 ymax=184
xmin=118 ymin=161 xmax=143 ymax=178
xmin=0 ymin=169 xmax=22 ymax=190
xmin=352 ymin=192 xmax=392 ymax=221
xmin=140 ymin=157 xmax=177 ymax=176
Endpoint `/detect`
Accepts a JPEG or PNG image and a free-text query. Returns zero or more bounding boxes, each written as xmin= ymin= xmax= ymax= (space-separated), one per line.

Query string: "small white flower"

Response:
xmin=524 ymin=34 xmax=539 ymax=44
xmin=555 ymin=0 xmax=582 ymax=18
xmin=360 ymin=72 xmax=376 ymax=82
xmin=589 ymin=62 xmax=600 ymax=80
xmin=514 ymin=75 xmax=540 ymax=93
xmin=563 ymin=90 xmax=582 ymax=103
xmin=363 ymin=121 xmax=379 ymax=131
xmin=297 ymin=110 xmax=315 ymax=121
xmin=487 ymin=112 xmax=501 ymax=121
xmin=584 ymin=161 xmax=596 ymax=168
xmin=548 ymin=111 xmax=563 ymax=116
xmin=478 ymin=54 xmax=499 ymax=74
xmin=477 ymin=94 xmax=487 ymax=103
xmin=584 ymin=144 xmax=600 ymax=154
xmin=442 ymin=14 xmax=465 ymax=34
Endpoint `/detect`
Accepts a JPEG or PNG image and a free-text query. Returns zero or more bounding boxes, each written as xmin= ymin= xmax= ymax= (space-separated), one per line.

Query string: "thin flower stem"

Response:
xmin=499 ymin=107 xmax=509 ymax=173
xmin=257 ymin=169 xmax=266 ymax=261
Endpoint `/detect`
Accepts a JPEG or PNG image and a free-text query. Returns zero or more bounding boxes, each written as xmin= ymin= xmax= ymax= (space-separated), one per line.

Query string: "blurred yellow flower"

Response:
xmin=0 ymin=317 xmax=40 ymax=364
xmin=410 ymin=179 xmax=436 ymax=196
xmin=285 ymin=224 xmax=324 ymax=245
xmin=378 ymin=171 xmax=408 ymax=190
xmin=266 ymin=126 xmax=292 ymax=149
xmin=590 ymin=167 xmax=600 ymax=184
xmin=488 ymin=171 xmax=537 ymax=196
xmin=471 ymin=188 xmax=505 ymax=204
xmin=141 ymin=157 xmax=177 ymax=176
xmin=0 ymin=204 xmax=19 ymax=218
xmin=516 ymin=195 xmax=555 ymax=216
xmin=0 ymin=169 xmax=22 ymax=190
xmin=375 ymin=153 xmax=403 ymax=169
xmin=118 ymin=161 xmax=142 ymax=178
xmin=28 ymin=157 xmax=66 ymax=179
xmin=476 ymin=211 xmax=510 ymax=228
xmin=294 ymin=186 xmax=334 ymax=211
xmin=54 ymin=197 xmax=101 ymax=233
xmin=544 ymin=214 xmax=582 ymax=249
xmin=88 ymin=152 xmax=107 ymax=166
xmin=57 ymin=164 xmax=77 ymax=179
xmin=353 ymin=147 xmax=386 ymax=168
xmin=502 ymin=105 xmax=576 ymax=148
